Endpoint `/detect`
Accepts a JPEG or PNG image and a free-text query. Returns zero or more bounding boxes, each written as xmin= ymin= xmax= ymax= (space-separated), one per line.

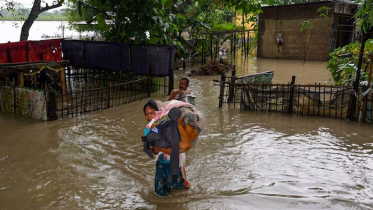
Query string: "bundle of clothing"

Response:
xmin=141 ymin=100 xmax=205 ymax=177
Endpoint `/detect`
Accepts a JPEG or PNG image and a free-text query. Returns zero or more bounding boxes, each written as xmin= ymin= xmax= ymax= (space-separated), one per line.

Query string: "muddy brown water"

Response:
xmin=1 ymin=58 xmax=373 ymax=210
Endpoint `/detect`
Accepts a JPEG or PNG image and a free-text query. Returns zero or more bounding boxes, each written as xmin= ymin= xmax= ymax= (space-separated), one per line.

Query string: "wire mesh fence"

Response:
xmin=217 ymin=75 xmax=373 ymax=123
xmin=47 ymin=74 xmax=171 ymax=121
xmin=64 ymin=67 xmax=171 ymax=94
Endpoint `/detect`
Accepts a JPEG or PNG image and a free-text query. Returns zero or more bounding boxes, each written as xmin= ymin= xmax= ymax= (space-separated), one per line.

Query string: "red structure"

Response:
xmin=0 ymin=39 xmax=62 ymax=63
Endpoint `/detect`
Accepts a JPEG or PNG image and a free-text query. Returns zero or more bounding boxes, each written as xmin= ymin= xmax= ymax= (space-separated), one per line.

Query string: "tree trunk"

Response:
xmin=20 ymin=14 xmax=40 ymax=41
xmin=20 ymin=0 xmax=41 ymax=41
xmin=20 ymin=0 xmax=62 ymax=41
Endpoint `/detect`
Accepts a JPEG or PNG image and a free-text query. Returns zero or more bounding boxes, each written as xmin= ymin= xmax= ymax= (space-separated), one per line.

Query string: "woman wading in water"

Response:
xmin=143 ymin=100 xmax=199 ymax=196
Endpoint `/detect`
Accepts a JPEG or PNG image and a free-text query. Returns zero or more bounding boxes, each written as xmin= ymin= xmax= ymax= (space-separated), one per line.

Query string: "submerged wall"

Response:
xmin=0 ymin=86 xmax=47 ymax=120
xmin=258 ymin=2 xmax=333 ymax=60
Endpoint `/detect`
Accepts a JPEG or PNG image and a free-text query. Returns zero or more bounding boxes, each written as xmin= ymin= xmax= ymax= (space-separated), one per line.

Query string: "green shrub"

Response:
xmin=327 ymin=40 xmax=373 ymax=85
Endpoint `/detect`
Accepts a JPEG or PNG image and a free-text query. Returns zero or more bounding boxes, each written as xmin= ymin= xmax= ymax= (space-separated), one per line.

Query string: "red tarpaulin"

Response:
xmin=0 ymin=41 xmax=28 ymax=63
xmin=0 ymin=39 xmax=62 ymax=64
xmin=28 ymin=39 xmax=62 ymax=62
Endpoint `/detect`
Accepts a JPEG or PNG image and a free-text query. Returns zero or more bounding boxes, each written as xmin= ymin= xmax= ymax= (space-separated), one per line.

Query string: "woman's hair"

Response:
xmin=143 ymin=99 xmax=159 ymax=113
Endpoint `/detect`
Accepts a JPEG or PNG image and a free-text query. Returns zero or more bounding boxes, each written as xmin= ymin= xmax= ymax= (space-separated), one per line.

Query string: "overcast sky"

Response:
xmin=0 ymin=0 xmax=67 ymax=10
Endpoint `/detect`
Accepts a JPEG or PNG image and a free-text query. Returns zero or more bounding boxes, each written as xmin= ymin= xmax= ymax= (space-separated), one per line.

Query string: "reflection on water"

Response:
xmin=0 ymin=61 xmax=372 ymax=210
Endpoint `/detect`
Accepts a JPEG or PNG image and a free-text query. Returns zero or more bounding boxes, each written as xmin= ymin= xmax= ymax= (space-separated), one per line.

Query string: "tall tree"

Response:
xmin=66 ymin=0 xmax=261 ymax=58
xmin=20 ymin=0 xmax=64 ymax=41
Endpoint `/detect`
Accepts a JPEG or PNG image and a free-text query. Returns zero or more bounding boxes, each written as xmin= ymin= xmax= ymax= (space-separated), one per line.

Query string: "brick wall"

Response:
xmin=258 ymin=2 xmax=334 ymax=60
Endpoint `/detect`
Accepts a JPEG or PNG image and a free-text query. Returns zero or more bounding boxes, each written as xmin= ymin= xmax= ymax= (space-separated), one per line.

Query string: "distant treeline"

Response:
xmin=0 ymin=8 xmax=67 ymax=21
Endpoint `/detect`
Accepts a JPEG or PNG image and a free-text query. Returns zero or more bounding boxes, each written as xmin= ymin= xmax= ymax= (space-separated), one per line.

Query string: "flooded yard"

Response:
xmin=1 ymin=59 xmax=372 ymax=210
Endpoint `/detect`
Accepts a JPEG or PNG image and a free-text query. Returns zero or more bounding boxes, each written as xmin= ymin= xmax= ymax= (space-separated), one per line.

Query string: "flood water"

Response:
xmin=1 ymin=57 xmax=373 ymax=209
xmin=0 ymin=21 xmax=94 ymax=43
xmin=221 ymin=51 xmax=332 ymax=84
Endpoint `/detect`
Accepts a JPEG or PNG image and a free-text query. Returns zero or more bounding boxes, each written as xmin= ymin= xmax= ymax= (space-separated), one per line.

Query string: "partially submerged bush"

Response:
xmin=327 ymin=40 xmax=373 ymax=85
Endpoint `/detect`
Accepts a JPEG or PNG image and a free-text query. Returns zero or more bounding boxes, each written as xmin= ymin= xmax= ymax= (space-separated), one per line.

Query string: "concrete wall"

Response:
xmin=258 ymin=2 xmax=334 ymax=61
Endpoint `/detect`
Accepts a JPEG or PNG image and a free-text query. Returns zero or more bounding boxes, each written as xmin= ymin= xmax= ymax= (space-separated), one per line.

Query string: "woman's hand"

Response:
xmin=177 ymin=117 xmax=185 ymax=127
xmin=152 ymin=147 xmax=161 ymax=154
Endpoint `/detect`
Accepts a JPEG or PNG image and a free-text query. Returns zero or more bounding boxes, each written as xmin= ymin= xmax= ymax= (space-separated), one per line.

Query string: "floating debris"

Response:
xmin=189 ymin=58 xmax=233 ymax=76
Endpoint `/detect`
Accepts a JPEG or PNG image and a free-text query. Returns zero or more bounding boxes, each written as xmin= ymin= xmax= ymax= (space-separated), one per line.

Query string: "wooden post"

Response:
xmin=214 ymin=38 xmax=217 ymax=60
xmin=247 ymin=30 xmax=250 ymax=56
xmin=211 ymin=35 xmax=213 ymax=60
xmin=201 ymin=42 xmax=204 ymax=66
xmin=233 ymin=32 xmax=236 ymax=60
xmin=230 ymin=33 xmax=233 ymax=56
xmin=243 ymin=32 xmax=246 ymax=58
xmin=107 ymin=82 xmax=112 ymax=108
xmin=247 ymin=30 xmax=251 ymax=55
xmin=60 ymin=68 xmax=66 ymax=94
xmin=241 ymin=33 xmax=243 ymax=57
xmin=347 ymin=88 xmax=354 ymax=120
xmin=18 ymin=72 xmax=24 ymax=88
xmin=288 ymin=75 xmax=296 ymax=114
xmin=228 ymin=65 xmax=236 ymax=102
xmin=33 ymin=75 xmax=38 ymax=89
xmin=362 ymin=55 xmax=373 ymax=121
xmin=68 ymin=66 xmax=72 ymax=92
xmin=242 ymin=14 xmax=245 ymax=57
xmin=219 ymin=73 xmax=226 ymax=107
xmin=47 ymin=91 xmax=58 ymax=121
xmin=204 ymin=37 xmax=207 ymax=64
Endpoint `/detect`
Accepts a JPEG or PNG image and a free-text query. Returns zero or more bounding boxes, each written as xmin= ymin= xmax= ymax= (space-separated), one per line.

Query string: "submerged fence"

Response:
xmin=217 ymin=72 xmax=373 ymax=123
xmin=47 ymin=74 xmax=170 ymax=120
xmin=64 ymin=67 xmax=171 ymax=94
